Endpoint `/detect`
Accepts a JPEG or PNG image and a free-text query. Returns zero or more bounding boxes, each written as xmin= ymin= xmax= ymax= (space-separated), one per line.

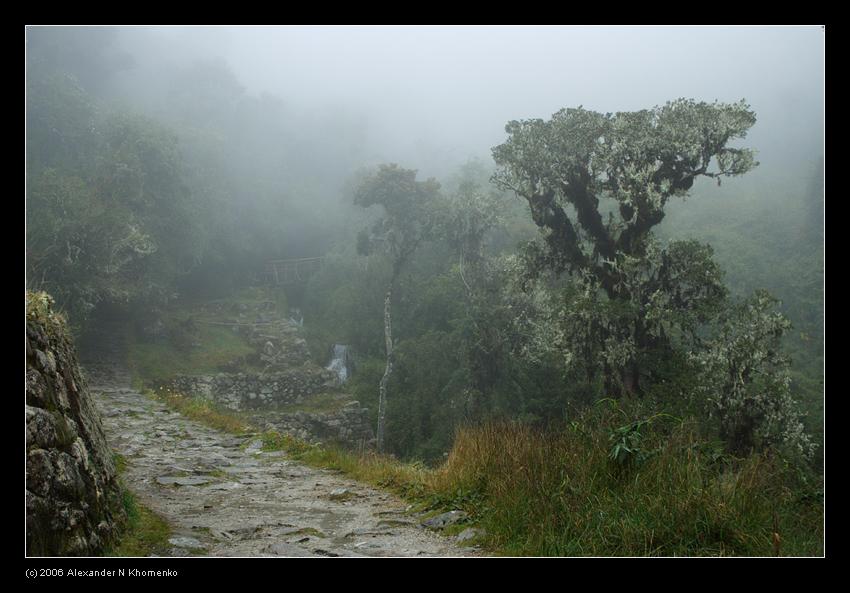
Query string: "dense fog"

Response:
xmin=119 ymin=28 xmax=821 ymax=168
xmin=26 ymin=25 xmax=824 ymax=557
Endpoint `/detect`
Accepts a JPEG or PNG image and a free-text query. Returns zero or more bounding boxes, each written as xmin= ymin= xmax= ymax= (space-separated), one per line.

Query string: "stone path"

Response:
xmin=85 ymin=363 xmax=475 ymax=557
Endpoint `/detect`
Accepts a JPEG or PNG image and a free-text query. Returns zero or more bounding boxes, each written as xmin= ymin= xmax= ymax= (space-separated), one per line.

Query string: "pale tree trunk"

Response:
xmin=376 ymin=283 xmax=393 ymax=452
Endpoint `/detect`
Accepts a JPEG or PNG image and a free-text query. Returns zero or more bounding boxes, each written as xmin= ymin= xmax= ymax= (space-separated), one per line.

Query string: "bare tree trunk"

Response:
xmin=376 ymin=283 xmax=393 ymax=452
xmin=620 ymin=363 xmax=640 ymax=398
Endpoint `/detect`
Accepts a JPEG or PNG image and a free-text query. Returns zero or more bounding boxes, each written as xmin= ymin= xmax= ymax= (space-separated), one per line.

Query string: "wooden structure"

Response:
xmin=266 ymin=256 xmax=325 ymax=285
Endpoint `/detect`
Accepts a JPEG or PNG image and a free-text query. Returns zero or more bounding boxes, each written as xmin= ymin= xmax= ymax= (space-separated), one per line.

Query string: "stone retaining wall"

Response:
xmin=164 ymin=367 xmax=335 ymax=410
xmin=26 ymin=293 xmax=126 ymax=556
xmin=257 ymin=403 xmax=375 ymax=448
xmin=163 ymin=370 xmax=375 ymax=448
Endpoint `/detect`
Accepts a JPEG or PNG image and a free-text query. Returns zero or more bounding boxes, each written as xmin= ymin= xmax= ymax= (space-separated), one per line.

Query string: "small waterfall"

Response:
xmin=326 ymin=344 xmax=350 ymax=384
xmin=288 ymin=307 xmax=304 ymax=327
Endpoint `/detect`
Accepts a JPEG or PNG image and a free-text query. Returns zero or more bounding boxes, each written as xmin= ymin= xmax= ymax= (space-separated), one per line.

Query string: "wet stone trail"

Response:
xmin=85 ymin=363 xmax=473 ymax=557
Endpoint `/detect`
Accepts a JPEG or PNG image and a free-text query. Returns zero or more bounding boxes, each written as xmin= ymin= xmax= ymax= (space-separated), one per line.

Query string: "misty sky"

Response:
xmin=129 ymin=25 xmax=823 ymax=169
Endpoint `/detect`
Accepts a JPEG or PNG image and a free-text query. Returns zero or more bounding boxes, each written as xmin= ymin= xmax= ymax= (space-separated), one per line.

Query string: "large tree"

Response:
xmin=492 ymin=99 xmax=758 ymax=396
xmin=354 ymin=164 xmax=441 ymax=451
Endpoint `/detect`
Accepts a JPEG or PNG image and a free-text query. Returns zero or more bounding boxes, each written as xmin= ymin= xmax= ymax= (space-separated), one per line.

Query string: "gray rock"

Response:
xmin=26 ymin=406 xmax=59 ymax=450
xmin=456 ymin=527 xmax=484 ymax=543
xmin=422 ymin=510 xmax=468 ymax=530
xmin=169 ymin=536 xmax=206 ymax=549
xmin=156 ymin=475 xmax=213 ymax=486
xmin=209 ymin=482 xmax=244 ymax=492
xmin=343 ymin=527 xmax=397 ymax=538
xmin=245 ymin=439 xmax=264 ymax=454
xmin=35 ymin=349 xmax=57 ymax=374
xmin=26 ymin=296 xmax=126 ymax=556
xmin=265 ymin=542 xmax=315 ymax=557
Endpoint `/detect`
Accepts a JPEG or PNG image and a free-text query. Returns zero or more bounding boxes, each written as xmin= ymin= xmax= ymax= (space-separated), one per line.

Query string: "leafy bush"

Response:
xmin=693 ymin=290 xmax=815 ymax=460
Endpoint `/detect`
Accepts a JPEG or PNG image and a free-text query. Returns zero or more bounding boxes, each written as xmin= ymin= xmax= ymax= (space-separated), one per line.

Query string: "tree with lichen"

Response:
xmin=693 ymin=290 xmax=815 ymax=459
xmin=354 ymin=164 xmax=441 ymax=451
xmin=492 ymin=99 xmax=758 ymax=396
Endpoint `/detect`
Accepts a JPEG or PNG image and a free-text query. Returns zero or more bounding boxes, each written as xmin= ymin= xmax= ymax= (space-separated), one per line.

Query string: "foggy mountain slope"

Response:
xmin=26 ymin=26 xmax=824 ymax=558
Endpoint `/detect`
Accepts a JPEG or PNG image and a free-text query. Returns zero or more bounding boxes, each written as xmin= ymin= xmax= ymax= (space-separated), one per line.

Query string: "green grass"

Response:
xmin=149 ymin=387 xmax=253 ymax=434
xmin=104 ymin=454 xmax=172 ymax=557
xmin=113 ymin=453 xmax=128 ymax=474
xmin=260 ymin=430 xmax=433 ymax=501
xmin=274 ymin=392 xmax=350 ymax=414
xmin=129 ymin=323 xmax=256 ymax=384
xmin=107 ymin=491 xmax=172 ymax=557
xmin=26 ymin=291 xmax=70 ymax=342
xmin=126 ymin=285 xmax=296 ymax=385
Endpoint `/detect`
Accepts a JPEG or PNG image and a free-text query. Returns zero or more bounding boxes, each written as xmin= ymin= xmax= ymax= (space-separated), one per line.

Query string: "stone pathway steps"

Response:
xmin=87 ymin=365 xmax=474 ymax=557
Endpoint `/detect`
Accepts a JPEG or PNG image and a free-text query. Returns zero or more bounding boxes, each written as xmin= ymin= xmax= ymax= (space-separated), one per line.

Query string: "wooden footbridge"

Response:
xmin=265 ymin=256 xmax=325 ymax=286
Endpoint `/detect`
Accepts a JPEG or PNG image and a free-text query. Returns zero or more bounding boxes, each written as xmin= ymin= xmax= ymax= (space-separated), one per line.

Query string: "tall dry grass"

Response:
xmin=427 ymin=405 xmax=823 ymax=556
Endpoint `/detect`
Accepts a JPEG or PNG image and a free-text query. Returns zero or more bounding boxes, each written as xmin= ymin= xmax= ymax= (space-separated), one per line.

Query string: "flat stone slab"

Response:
xmin=456 ymin=527 xmax=484 ymax=543
xmin=264 ymin=542 xmax=316 ymax=557
xmin=344 ymin=527 xmax=398 ymax=538
xmin=206 ymin=482 xmax=243 ymax=491
xmin=378 ymin=519 xmax=416 ymax=528
xmin=156 ymin=475 xmax=214 ymax=486
xmin=422 ymin=510 xmax=468 ymax=529
xmin=169 ymin=536 xmax=206 ymax=549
